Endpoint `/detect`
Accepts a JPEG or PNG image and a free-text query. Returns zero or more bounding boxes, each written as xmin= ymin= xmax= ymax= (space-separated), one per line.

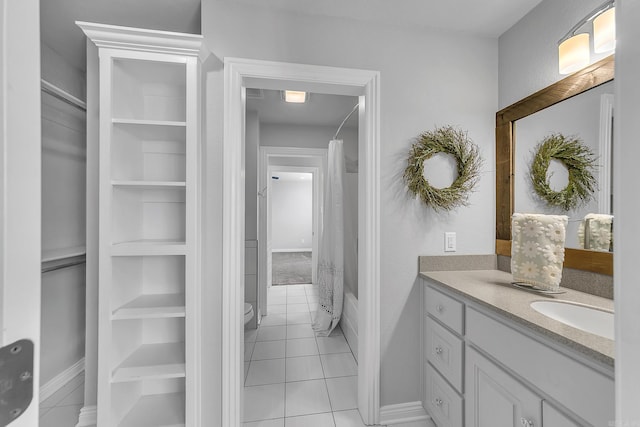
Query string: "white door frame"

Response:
xmin=258 ymin=146 xmax=327 ymax=319
xmin=0 ymin=0 xmax=42 ymax=425
xmin=223 ymin=58 xmax=380 ymax=426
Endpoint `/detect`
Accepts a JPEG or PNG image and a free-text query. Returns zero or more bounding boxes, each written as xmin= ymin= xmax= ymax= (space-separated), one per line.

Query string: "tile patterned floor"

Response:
xmin=39 ymin=372 xmax=84 ymax=427
xmin=243 ymin=284 xmax=366 ymax=427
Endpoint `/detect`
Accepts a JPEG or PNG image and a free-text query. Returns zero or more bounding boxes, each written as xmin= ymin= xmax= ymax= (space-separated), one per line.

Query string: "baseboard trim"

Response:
xmin=40 ymin=358 xmax=85 ymax=403
xmin=272 ymin=248 xmax=312 ymax=253
xmin=75 ymin=405 xmax=97 ymax=427
xmin=379 ymin=401 xmax=430 ymax=425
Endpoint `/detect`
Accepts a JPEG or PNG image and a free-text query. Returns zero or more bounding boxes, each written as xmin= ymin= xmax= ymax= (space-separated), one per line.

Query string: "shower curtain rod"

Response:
xmin=333 ymin=103 xmax=359 ymax=140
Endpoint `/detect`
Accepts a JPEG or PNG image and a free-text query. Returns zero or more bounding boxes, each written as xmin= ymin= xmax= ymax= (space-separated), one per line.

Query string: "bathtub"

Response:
xmin=341 ymin=288 xmax=358 ymax=362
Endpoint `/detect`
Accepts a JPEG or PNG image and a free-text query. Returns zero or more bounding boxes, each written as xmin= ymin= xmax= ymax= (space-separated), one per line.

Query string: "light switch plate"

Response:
xmin=445 ymin=232 xmax=456 ymax=252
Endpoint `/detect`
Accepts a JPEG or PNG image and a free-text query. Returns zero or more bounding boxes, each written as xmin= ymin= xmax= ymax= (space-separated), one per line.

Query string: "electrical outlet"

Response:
xmin=445 ymin=232 xmax=456 ymax=252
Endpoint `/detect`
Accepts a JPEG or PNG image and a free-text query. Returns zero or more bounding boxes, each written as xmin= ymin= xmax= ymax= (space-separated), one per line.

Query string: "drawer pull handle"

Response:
xmin=435 ymin=346 xmax=443 ymax=355
xmin=436 ymin=304 xmax=444 ymax=313
xmin=434 ymin=398 xmax=443 ymax=407
xmin=520 ymin=418 xmax=534 ymax=427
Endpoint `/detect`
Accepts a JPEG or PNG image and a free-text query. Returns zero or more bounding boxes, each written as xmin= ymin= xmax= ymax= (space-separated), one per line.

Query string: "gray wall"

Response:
xmin=40 ymin=43 xmax=87 ymax=387
xmin=201 ymin=1 xmax=497 ymax=420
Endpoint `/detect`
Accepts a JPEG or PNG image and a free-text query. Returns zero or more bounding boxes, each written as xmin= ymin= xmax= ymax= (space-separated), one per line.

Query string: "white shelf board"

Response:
xmin=112 ymin=118 xmax=186 ymax=127
xmin=113 ymin=293 xmax=186 ymax=320
xmin=112 ymin=342 xmax=185 ymax=383
xmin=118 ymin=392 xmax=185 ymax=427
xmin=112 ymin=180 xmax=186 ymax=188
xmin=112 ymin=240 xmax=187 ymax=256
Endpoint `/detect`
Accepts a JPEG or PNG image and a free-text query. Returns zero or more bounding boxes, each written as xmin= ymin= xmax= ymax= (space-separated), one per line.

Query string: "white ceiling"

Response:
xmin=40 ymin=0 xmax=201 ymax=71
xmin=40 ymin=0 xmax=542 ymax=76
xmin=247 ymin=89 xmax=359 ymax=129
xmin=231 ymin=0 xmax=543 ymax=37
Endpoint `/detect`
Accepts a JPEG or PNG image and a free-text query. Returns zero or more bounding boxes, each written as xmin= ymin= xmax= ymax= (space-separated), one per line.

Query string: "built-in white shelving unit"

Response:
xmin=79 ymin=22 xmax=202 ymax=427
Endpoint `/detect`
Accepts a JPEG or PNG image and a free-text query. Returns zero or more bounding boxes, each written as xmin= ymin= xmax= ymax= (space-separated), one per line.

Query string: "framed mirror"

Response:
xmin=496 ymin=55 xmax=614 ymax=275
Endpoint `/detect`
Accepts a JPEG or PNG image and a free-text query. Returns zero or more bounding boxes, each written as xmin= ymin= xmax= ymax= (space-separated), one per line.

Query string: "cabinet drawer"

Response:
xmin=425 ymin=316 xmax=464 ymax=392
xmin=425 ymin=363 xmax=463 ymax=427
xmin=425 ymin=286 xmax=464 ymax=335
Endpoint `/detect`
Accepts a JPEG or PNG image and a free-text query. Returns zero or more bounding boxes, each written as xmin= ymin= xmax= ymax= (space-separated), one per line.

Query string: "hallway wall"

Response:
xmin=201 ymin=2 xmax=498 ymax=421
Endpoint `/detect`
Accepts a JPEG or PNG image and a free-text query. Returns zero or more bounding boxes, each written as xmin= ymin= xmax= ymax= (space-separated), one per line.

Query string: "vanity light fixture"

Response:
xmin=283 ymin=90 xmax=308 ymax=103
xmin=558 ymin=0 xmax=615 ymax=75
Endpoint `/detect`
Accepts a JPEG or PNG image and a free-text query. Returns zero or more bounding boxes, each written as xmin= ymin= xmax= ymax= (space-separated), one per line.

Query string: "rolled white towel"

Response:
xmin=511 ymin=213 xmax=568 ymax=291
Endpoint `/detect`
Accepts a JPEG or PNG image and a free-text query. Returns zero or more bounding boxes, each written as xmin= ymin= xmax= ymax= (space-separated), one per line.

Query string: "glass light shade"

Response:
xmin=284 ymin=90 xmax=307 ymax=103
xmin=594 ymin=8 xmax=616 ymax=53
xmin=559 ymin=33 xmax=590 ymax=75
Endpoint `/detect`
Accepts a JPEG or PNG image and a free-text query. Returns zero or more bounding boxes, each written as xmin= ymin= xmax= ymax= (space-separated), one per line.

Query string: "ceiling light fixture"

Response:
xmin=283 ymin=90 xmax=308 ymax=103
xmin=558 ymin=0 xmax=615 ymax=75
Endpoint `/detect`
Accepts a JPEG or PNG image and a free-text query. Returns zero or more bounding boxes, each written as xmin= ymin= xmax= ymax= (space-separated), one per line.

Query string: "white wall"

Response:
xmin=615 ymin=1 xmax=640 ymax=424
xmin=202 ymin=0 xmax=497 ymax=415
xmin=498 ymin=0 xmax=609 ymax=109
xmin=271 ymin=177 xmax=313 ymax=251
xmin=246 ymin=111 xmax=259 ymax=240
xmin=40 ymin=44 xmax=87 ymax=388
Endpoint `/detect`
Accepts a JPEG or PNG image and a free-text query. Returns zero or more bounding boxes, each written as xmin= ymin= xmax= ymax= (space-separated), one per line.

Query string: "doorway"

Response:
xmin=222 ymin=58 xmax=381 ymax=426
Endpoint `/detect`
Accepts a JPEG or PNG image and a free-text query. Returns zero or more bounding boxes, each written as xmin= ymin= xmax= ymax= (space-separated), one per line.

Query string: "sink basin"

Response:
xmin=530 ymin=300 xmax=614 ymax=340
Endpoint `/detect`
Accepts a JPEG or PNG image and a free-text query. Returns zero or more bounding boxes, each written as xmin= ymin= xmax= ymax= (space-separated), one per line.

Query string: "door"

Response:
xmin=0 ymin=0 xmax=42 ymax=425
xmin=466 ymin=347 xmax=541 ymax=427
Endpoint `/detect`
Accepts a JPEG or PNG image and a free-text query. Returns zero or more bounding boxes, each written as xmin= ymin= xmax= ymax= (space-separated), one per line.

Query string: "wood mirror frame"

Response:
xmin=496 ymin=55 xmax=614 ymax=276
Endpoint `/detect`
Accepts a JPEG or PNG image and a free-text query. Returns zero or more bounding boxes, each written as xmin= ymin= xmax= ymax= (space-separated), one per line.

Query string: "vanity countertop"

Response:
xmin=420 ymin=269 xmax=614 ymax=367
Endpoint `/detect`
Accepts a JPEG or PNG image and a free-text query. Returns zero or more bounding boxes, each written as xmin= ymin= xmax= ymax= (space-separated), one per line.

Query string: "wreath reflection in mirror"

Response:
xmin=404 ymin=126 xmax=483 ymax=211
xmin=529 ymin=133 xmax=598 ymax=211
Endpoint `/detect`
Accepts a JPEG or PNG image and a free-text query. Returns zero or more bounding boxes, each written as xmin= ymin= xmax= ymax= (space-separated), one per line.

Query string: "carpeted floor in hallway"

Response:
xmin=272 ymin=251 xmax=312 ymax=285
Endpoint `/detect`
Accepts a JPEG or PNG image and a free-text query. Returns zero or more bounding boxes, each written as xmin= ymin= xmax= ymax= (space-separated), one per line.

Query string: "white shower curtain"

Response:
xmin=313 ymin=140 xmax=345 ymax=336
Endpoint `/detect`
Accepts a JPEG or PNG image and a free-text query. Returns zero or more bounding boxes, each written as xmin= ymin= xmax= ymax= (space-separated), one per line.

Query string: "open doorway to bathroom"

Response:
xmin=242 ymin=88 xmax=363 ymax=424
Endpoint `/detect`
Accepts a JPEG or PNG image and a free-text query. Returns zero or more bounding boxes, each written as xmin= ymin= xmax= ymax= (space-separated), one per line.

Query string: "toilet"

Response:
xmin=244 ymin=303 xmax=254 ymax=325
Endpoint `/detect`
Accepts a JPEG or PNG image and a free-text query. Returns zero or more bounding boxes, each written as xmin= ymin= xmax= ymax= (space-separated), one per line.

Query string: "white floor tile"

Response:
xmin=307 ymin=296 xmax=319 ymax=305
xmin=333 ymin=409 xmax=367 ymax=427
xmin=269 ymin=295 xmax=288 ymax=305
xmin=286 ymin=338 xmax=319 ymax=357
xmin=285 ymin=412 xmax=335 ymax=427
xmin=388 ymin=420 xmax=435 ymax=427
xmin=252 ymin=340 xmax=286 ymax=360
xmin=317 ymin=335 xmax=351 ymax=354
xmin=320 ymin=353 xmax=357 ymax=378
xmin=245 ymin=342 xmax=255 ymax=361
xmin=286 ymin=304 xmax=309 ymax=313
xmin=269 ymin=287 xmax=287 ymax=295
xmin=285 ymin=355 xmax=324 ymax=382
xmin=245 ymin=328 xmax=259 ymax=343
xmin=286 ymin=287 xmax=307 ymax=296
xmin=284 ymin=379 xmax=331 ymax=417
xmin=306 ymin=288 xmax=319 ymax=296
xmin=286 ymin=295 xmax=307 ymax=304
xmin=261 ymin=313 xmax=288 ymax=327
xmin=286 ymin=324 xmax=315 ymax=339
xmin=243 ymin=383 xmax=286 ymax=422
xmin=39 ymin=404 xmax=82 ymax=427
xmin=245 ymin=359 xmax=286 ymax=386
xmin=326 ymin=376 xmax=357 ymax=411
xmin=287 ymin=312 xmax=311 ymax=325
xmin=267 ymin=304 xmax=288 ymax=314
xmin=244 ymin=419 xmax=285 ymax=427
xmin=257 ymin=325 xmax=287 ymax=342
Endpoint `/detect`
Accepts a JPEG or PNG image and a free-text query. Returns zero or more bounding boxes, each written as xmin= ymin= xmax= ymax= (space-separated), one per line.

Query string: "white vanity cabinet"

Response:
xmin=79 ymin=22 xmax=203 ymax=427
xmin=421 ymin=277 xmax=614 ymax=427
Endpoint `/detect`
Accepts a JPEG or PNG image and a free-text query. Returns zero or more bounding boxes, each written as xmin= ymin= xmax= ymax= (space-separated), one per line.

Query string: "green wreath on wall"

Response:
xmin=404 ymin=126 xmax=483 ymax=211
xmin=529 ymin=133 xmax=598 ymax=211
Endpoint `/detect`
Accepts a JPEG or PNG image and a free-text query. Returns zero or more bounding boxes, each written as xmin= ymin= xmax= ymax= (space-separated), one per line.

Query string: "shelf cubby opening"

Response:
xmin=112 ymin=59 xmax=186 ymax=122
xmin=111 ymin=317 xmax=185 ymax=383
xmin=112 ymin=187 xmax=186 ymax=245
xmin=112 ymin=378 xmax=185 ymax=427
xmin=111 ymin=256 xmax=185 ymax=319
xmin=112 ymin=122 xmax=186 ymax=183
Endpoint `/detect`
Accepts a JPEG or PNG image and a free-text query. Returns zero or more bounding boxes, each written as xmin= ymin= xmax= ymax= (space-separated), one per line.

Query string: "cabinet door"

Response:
xmin=466 ymin=346 xmax=541 ymax=427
